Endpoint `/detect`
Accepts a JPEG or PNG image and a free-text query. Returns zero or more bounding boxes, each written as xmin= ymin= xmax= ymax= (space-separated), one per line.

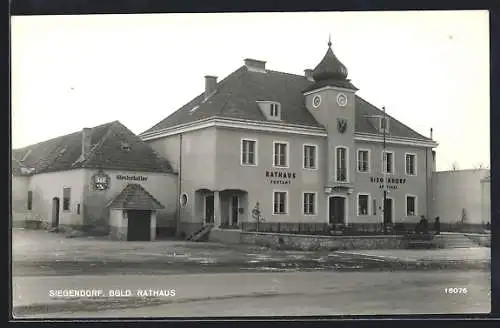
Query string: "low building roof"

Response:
xmin=12 ymin=121 xmax=174 ymax=176
xmin=107 ymin=183 xmax=165 ymax=210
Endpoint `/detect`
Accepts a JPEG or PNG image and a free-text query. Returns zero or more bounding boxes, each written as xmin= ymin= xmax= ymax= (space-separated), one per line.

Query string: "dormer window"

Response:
xmin=121 ymin=142 xmax=131 ymax=152
xmin=380 ymin=117 xmax=390 ymax=134
xmin=256 ymin=101 xmax=281 ymax=121
xmin=270 ymin=103 xmax=280 ymax=117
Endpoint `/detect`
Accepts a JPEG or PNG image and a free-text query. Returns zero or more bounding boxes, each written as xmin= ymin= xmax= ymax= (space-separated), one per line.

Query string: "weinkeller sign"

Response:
xmin=370 ymin=176 xmax=406 ymax=190
xmin=116 ymin=175 xmax=148 ymax=182
xmin=265 ymin=170 xmax=296 ymax=185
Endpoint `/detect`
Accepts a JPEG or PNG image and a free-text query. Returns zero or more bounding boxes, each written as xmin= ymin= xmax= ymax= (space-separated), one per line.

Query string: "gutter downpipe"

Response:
xmin=176 ymin=134 xmax=183 ymax=237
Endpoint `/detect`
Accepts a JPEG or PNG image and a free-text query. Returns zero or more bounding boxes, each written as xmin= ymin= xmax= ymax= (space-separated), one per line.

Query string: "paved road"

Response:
xmin=13 ymin=270 xmax=490 ymax=318
xmin=12 ymin=230 xmax=490 ymax=276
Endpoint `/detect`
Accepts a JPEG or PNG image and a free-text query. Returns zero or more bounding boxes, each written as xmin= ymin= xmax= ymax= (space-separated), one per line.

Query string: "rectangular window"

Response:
xmin=336 ymin=147 xmax=347 ymax=182
xmin=273 ymin=142 xmax=288 ymax=167
xmin=357 ymin=150 xmax=369 ymax=172
xmin=270 ymin=103 xmax=279 ymax=117
xmin=63 ymin=188 xmax=71 ymax=211
xmin=303 ymin=192 xmax=316 ymax=215
xmin=383 ymin=151 xmax=394 ymax=174
xmin=27 ymin=191 xmax=32 ymax=210
xmin=241 ymin=139 xmax=257 ymax=165
xmin=273 ymin=191 xmax=287 ymax=214
xmin=406 ymin=195 xmax=416 ymax=216
xmin=405 ymin=154 xmax=416 ymax=175
xmin=373 ymin=199 xmax=377 ymax=215
xmin=77 ymin=204 xmax=81 ymax=215
xmin=358 ymin=194 xmax=369 ymax=216
xmin=303 ymin=145 xmax=317 ymax=169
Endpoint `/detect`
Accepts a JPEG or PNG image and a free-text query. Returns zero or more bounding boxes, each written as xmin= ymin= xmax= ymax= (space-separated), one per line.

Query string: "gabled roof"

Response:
xmin=12 ymin=121 xmax=173 ymax=176
xmin=107 ymin=183 xmax=165 ymax=210
xmin=141 ymin=66 xmax=432 ymax=142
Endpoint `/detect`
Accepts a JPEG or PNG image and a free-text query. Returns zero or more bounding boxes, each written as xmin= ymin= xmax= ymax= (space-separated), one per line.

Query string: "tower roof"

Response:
xmin=312 ymin=40 xmax=349 ymax=82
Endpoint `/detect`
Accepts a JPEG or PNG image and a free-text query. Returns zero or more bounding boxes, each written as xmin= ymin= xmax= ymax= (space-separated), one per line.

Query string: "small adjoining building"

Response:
xmin=433 ymin=168 xmax=490 ymax=231
xmin=11 ymin=120 xmax=178 ymax=240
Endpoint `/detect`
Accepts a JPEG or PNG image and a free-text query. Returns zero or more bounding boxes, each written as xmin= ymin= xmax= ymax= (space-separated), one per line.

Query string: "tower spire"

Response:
xmin=328 ymin=33 xmax=332 ymax=47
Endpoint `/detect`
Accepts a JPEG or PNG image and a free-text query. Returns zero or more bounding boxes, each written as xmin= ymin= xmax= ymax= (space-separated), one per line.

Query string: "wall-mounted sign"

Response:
xmin=116 ymin=175 xmax=148 ymax=182
xmin=92 ymin=170 xmax=111 ymax=191
xmin=370 ymin=176 xmax=406 ymax=190
xmin=265 ymin=170 xmax=296 ymax=185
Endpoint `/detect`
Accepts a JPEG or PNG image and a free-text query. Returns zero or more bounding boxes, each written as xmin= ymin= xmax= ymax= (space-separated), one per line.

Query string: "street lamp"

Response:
xmin=382 ymin=106 xmax=388 ymax=234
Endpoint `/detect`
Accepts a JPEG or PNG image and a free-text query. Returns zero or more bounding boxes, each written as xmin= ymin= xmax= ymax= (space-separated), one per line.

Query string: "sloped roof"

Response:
xmin=12 ymin=121 xmax=174 ymax=176
xmin=107 ymin=183 xmax=165 ymax=210
xmin=141 ymin=66 xmax=432 ymax=142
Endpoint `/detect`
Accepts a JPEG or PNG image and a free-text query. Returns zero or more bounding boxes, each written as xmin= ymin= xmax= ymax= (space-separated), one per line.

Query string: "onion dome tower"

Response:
xmin=304 ymin=36 xmax=358 ymax=92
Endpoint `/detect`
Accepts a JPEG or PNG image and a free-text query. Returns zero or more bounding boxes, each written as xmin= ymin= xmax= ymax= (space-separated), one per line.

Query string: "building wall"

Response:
xmin=433 ymin=169 xmax=490 ymax=224
xmin=304 ymin=87 xmax=357 ymax=186
xmin=109 ymin=208 xmax=127 ymax=240
xmin=215 ymin=127 xmax=327 ymax=224
xmin=481 ymin=178 xmax=491 ymax=224
xmin=82 ymin=169 xmax=177 ymax=230
xmin=171 ymin=128 xmax=218 ymax=226
xmin=147 ymin=123 xmax=435 ymax=233
xmin=11 ymin=175 xmax=30 ymax=224
xmin=352 ymin=141 xmax=432 ymax=224
xmin=148 ymin=134 xmax=181 ymax=173
xmin=27 ymin=170 xmax=86 ymax=227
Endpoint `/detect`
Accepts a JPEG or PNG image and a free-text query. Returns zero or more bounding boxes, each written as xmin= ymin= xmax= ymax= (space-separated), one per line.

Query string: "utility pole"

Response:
xmin=382 ymin=106 xmax=388 ymax=234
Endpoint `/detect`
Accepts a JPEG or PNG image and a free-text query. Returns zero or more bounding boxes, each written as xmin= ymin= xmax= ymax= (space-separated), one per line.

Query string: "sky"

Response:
xmin=11 ymin=11 xmax=490 ymax=172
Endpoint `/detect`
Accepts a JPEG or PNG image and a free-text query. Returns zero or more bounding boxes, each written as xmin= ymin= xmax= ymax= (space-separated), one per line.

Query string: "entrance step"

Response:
xmin=187 ymin=224 xmax=214 ymax=242
xmin=434 ymin=234 xmax=481 ymax=248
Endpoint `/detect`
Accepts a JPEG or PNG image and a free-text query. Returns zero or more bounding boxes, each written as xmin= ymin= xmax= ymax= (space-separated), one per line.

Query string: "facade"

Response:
xmin=11 ymin=121 xmax=178 ymax=240
xmin=433 ymin=169 xmax=490 ymax=227
xmin=141 ymin=41 xmax=438 ymax=236
xmin=481 ymin=175 xmax=491 ymax=225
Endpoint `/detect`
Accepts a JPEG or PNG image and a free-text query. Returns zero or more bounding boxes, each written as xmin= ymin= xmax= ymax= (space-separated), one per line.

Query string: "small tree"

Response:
xmin=460 ymin=208 xmax=468 ymax=225
xmin=451 ymin=161 xmax=459 ymax=171
xmin=251 ymin=202 xmax=265 ymax=232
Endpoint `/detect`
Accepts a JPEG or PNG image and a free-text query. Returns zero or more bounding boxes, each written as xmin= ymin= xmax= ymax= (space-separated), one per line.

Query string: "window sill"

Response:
xmin=303 ymin=167 xmax=318 ymax=171
xmin=272 ymin=165 xmax=289 ymax=169
xmin=272 ymin=213 xmax=288 ymax=215
xmin=241 ymin=163 xmax=258 ymax=167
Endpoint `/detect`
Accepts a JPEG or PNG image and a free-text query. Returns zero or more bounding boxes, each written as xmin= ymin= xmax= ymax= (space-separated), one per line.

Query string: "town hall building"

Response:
xmin=140 ymin=40 xmax=439 ymax=236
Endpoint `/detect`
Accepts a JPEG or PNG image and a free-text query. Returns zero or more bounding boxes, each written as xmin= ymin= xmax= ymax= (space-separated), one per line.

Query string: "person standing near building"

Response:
xmin=434 ymin=216 xmax=441 ymax=235
xmin=421 ymin=215 xmax=429 ymax=235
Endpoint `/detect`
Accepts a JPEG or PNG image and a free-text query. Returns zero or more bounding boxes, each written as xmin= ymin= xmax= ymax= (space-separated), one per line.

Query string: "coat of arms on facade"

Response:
xmin=337 ymin=118 xmax=348 ymax=133
xmin=92 ymin=170 xmax=110 ymax=191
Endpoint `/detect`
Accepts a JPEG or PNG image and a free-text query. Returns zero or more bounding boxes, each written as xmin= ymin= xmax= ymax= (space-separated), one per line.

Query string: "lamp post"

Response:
xmin=382 ymin=106 xmax=388 ymax=234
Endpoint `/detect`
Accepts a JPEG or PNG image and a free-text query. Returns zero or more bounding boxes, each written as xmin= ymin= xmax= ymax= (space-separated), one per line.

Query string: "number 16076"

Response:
xmin=444 ymin=287 xmax=468 ymax=294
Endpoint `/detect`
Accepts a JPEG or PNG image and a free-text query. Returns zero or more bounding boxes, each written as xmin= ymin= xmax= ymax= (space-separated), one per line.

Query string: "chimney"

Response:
xmin=204 ymin=75 xmax=218 ymax=100
xmin=82 ymin=128 xmax=92 ymax=159
xmin=244 ymin=58 xmax=266 ymax=73
xmin=430 ymin=127 xmax=433 ymax=139
xmin=304 ymin=69 xmax=314 ymax=82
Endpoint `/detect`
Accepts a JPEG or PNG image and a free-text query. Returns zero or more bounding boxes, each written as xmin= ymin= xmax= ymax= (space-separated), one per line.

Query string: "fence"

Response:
xmin=240 ymin=221 xmax=488 ymax=235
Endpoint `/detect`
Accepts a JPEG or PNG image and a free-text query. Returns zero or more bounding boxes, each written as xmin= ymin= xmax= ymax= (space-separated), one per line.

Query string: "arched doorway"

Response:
xmin=51 ymin=197 xmax=60 ymax=227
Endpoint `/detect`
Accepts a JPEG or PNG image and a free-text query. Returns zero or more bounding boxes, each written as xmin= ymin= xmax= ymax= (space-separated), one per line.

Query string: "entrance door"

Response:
xmin=205 ymin=195 xmax=214 ymax=224
xmin=329 ymin=196 xmax=345 ymax=224
xmin=127 ymin=210 xmax=151 ymax=241
xmin=231 ymin=195 xmax=239 ymax=226
xmin=51 ymin=197 xmax=60 ymax=227
xmin=383 ymin=198 xmax=393 ymax=224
